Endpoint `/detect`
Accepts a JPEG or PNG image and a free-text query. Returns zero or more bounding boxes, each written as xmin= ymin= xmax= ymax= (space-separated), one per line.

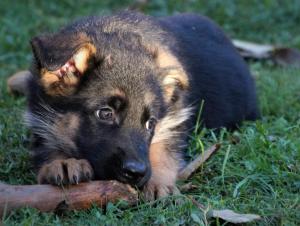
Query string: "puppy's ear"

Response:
xmin=31 ymin=32 xmax=96 ymax=96
xmin=148 ymin=46 xmax=189 ymax=104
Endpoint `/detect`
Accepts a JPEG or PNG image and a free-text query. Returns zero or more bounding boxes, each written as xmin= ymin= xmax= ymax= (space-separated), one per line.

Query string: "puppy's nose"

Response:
xmin=122 ymin=160 xmax=147 ymax=183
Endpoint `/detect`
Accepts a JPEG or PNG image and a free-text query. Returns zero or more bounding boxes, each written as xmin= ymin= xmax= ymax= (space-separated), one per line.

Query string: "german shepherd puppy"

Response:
xmin=25 ymin=11 xmax=259 ymax=199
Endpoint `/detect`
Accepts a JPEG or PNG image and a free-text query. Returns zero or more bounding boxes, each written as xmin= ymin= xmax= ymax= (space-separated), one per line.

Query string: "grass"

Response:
xmin=1 ymin=0 xmax=300 ymax=225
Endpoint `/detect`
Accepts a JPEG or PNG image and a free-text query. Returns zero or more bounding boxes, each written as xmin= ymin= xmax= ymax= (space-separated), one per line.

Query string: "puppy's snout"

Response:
xmin=122 ymin=160 xmax=147 ymax=184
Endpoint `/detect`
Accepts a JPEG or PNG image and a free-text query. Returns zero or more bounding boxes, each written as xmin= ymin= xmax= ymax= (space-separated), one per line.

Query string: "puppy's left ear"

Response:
xmin=31 ymin=32 xmax=96 ymax=96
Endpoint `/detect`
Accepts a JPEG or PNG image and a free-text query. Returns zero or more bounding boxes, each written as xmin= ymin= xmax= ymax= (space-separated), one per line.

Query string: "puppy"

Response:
xmin=24 ymin=11 xmax=259 ymax=200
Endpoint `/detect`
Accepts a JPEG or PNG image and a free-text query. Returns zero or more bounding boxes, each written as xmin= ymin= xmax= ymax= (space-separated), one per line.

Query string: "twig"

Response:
xmin=179 ymin=182 xmax=197 ymax=192
xmin=0 ymin=180 xmax=138 ymax=217
xmin=178 ymin=144 xmax=221 ymax=180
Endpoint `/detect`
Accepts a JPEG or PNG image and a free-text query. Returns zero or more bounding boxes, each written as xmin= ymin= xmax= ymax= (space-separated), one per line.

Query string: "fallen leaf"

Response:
xmin=233 ymin=39 xmax=300 ymax=67
xmin=233 ymin=40 xmax=273 ymax=59
xmin=273 ymin=48 xmax=300 ymax=67
xmin=209 ymin=209 xmax=261 ymax=224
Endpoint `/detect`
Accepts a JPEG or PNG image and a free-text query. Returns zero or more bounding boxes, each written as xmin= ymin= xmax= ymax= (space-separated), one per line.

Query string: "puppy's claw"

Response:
xmin=85 ymin=172 xmax=91 ymax=181
xmin=37 ymin=158 xmax=93 ymax=186
xmin=56 ymin=175 xmax=62 ymax=185
xmin=73 ymin=175 xmax=78 ymax=184
xmin=143 ymin=182 xmax=180 ymax=201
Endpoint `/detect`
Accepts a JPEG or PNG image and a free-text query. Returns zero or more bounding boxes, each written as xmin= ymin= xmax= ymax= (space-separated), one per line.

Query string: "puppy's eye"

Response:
xmin=95 ymin=107 xmax=114 ymax=121
xmin=145 ymin=117 xmax=157 ymax=131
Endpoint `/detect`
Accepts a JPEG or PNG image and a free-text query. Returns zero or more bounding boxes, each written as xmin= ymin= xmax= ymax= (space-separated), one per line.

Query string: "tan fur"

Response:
xmin=145 ymin=44 xmax=189 ymax=89
xmin=40 ymin=70 xmax=79 ymax=96
xmin=144 ymin=91 xmax=156 ymax=106
xmin=37 ymin=158 xmax=93 ymax=184
xmin=73 ymin=43 xmax=96 ymax=74
xmin=151 ymin=107 xmax=193 ymax=144
xmin=144 ymin=141 xmax=179 ymax=199
xmin=143 ymin=107 xmax=193 ymax=199
xmin=40 ymin=70 xmax=60 ymax=86
xmin=153 ymin=47 xmax=189 ymax=103
xmin=142 ymin=71 xmax=192 ymax=199
xmin=110 ymin=88 xmax=126 ymax=98
xmin=40 ymin=43 xmax=96 ymax=96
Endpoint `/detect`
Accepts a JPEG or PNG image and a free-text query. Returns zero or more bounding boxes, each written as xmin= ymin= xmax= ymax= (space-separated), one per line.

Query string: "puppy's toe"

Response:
xmin=79 ymin=159 xmax=94 ymax=181
xmin=143 ymin=180 xmax=179 ymax=201
xmin=37 ymin=159 xmax=65 ymax=185
xmin=65 ymin=158 xmax=81 ymax=184
xmin=37 ymin=158 xmax=94 ymax=185
xmin=63 ymin=158 xmax=94 ymax=184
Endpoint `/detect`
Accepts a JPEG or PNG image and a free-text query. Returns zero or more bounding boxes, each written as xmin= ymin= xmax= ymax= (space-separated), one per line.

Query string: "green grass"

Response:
xmin=1 ymin=0 xmax=300 ymax=225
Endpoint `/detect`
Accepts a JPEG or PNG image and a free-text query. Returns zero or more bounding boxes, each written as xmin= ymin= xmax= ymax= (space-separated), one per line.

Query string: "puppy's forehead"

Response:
xmin=144 ymin=91 xmax=156 ymax=106
xmin=109 ymin=88 xmax=126 ymax=99
xmin=108 ymin=87 xmax=158 ymax=106
xmin=83 ymin=83 xmax=159 ymax=110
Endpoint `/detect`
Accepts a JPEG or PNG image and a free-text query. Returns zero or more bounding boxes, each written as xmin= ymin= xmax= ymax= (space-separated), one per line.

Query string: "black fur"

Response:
xmin=159 ymin=14 xmax=259 ymax=129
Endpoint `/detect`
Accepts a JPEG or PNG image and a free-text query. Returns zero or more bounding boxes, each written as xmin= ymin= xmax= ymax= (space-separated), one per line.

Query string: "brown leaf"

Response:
xmin=272 ymin=48 xmax=300 ymax=67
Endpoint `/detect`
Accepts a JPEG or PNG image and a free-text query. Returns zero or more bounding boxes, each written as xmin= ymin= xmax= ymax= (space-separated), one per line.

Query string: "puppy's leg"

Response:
xmin=37 ymin=158 xmax=93 ymax=185
xmin=143 ymin=141 xmax=180 ymax=200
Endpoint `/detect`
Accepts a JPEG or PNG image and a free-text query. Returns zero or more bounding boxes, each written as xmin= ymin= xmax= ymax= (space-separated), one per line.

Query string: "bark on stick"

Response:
xmin=0 ymin=180 xmax=138 ymax=217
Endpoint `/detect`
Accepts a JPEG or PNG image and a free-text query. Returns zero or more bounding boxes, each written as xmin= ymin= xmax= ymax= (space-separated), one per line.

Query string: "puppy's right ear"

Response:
xmin=31 ymin=32 xmax=96 ymax=96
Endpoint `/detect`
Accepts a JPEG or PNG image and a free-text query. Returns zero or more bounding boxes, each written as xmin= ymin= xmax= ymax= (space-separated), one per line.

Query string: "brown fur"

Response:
xmin=25 ymin=11 xmax=259 ymax=201
xmin=109 ymin=88 xmax=127 ymax=99
xmin=144 ymin=141 xmax=180 ymax=199
xmin=40 ymin=43 xmax=96 ymax=96
xmin=156 ymin=48 xmax=189 ymax=103
xmin=148 ymin=59 xmax=192 ymax=198
xmin=37 ymin=158 xmax=93 ymax=185
xmin=26 ymin=16 xmax=191 ymax=199
xmin=51 ymin=113 xmax=81 ymax=150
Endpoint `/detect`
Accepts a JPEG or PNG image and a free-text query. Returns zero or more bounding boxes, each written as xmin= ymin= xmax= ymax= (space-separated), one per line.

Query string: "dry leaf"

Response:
xmin=233 ymin=39 xmax=300 ymax=67
xmin=273 ymin=48 xmax=300 ymax=67
xmin=209 ymin=209 xmax=261 ymax=224
xmin=233 ymin=40 xmax=273 ymax=59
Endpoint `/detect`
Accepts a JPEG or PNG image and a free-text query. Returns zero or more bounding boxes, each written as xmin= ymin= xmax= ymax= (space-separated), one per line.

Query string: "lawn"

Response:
xmin=0 ymin=0 xmax=300 ymax=225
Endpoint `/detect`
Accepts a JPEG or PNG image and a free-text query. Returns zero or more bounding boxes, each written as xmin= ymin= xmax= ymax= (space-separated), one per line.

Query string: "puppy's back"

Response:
xmin=159 ymin=14 xmax=260 ymax=129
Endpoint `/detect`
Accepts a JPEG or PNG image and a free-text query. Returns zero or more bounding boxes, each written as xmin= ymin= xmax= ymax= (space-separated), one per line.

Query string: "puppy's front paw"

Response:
xmin=143 ymin=177 xmax=180 ymax=201
xmin=37 ymin=158 xmax=93 ymax=185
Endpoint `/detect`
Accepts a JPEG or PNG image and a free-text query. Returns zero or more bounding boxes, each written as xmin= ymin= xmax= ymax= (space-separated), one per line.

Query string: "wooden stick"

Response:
xmin=178 ymin=144 xmax=221 ymax=180
xmin=0 ymin=180 xmax=138 ymax=217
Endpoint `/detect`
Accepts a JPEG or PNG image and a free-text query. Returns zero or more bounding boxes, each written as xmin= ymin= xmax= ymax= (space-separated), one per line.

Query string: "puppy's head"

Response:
xmin=28 ymin=22 xmax=188 ymax=187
